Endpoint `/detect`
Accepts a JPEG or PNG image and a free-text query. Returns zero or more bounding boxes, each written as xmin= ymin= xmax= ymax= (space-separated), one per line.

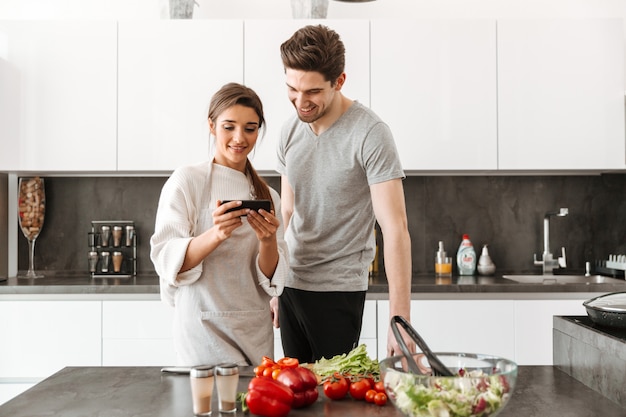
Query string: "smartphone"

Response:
xmin=222 ymin=200 xmax=271 ymax=215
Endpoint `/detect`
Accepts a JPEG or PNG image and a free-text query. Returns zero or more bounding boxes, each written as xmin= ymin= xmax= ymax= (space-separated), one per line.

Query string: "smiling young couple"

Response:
xmin=150 ymin=24 xmax=414 ymax=368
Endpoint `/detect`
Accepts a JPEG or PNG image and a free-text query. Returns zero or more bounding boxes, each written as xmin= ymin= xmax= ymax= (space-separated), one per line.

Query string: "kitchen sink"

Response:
xmin=503 ymin=274 xmax=626 ymax=285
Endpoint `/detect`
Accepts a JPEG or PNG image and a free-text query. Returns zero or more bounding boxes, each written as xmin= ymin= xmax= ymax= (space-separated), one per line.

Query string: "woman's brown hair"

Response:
xmin=208 ymin=83 xmax=273 ymax=210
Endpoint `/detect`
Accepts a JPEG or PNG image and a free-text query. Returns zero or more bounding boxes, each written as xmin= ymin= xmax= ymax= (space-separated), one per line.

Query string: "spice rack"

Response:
xmin=88 ymin=220 xmax=136 ymax=278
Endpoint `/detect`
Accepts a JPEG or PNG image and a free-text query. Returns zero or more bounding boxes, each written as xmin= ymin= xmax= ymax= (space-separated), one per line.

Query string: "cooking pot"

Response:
xmin=583 ymin=292 xmax=626 ymax=329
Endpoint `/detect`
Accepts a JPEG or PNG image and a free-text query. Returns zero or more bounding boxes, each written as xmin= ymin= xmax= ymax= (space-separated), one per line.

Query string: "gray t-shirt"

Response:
xmin=277 ymin=101 xmax=404 ymax=291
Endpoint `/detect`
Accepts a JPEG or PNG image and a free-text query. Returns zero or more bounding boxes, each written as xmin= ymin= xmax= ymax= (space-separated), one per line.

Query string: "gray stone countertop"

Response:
xmin=1 ymin=272 xmax=625 ymax=297
xmin=0 ymin=366 xmax=624 ymax=416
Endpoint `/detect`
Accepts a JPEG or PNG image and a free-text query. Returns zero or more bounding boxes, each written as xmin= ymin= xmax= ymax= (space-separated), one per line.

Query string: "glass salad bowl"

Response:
xmin=380 ymin=352 xmax=518 ymax=417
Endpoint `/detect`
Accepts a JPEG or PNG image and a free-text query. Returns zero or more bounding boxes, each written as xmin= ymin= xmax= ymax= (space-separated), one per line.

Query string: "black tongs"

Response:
xmin=391 ymin=315 xmax=454 ymax=376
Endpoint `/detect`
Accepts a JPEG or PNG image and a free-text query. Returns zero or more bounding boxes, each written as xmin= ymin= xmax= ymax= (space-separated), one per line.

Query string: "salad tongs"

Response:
xmin=390 ymin=315 xmax=454 ymax=377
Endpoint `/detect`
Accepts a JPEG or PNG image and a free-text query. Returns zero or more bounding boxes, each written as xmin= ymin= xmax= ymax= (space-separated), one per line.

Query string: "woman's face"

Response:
xmin=209 ymin=104 xmax=260 ymax=172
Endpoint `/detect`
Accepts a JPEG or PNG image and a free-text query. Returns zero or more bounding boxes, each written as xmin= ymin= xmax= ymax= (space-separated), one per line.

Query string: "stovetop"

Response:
xmin=563 ymin=315 xmax=626 ymax=342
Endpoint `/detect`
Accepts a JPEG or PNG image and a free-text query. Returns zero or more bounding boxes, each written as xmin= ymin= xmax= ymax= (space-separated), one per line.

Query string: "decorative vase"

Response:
xmin=291 ymin=0 xmax=329 ymax=19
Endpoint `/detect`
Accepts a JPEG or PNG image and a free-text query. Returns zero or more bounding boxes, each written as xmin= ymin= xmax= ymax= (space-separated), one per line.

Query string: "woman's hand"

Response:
xmin=247 ymin=208 xmax=279 ymax=242
xmin=212 ymin=200 xmax=246 ymax=241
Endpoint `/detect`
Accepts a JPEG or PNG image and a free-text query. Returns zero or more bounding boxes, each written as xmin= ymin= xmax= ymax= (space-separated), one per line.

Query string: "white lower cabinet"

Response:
xmin=376 ymin=300 xmax=515 ymax=362
xmin=0 ymin=301 xmax=102 ymax=379
xmin=513 ymin=298 xmax=587 ymax=365
xmin=377 ymin=297 xmax=594 ymax=365
xmin=102 ymin=300 xmax=176 ymax=366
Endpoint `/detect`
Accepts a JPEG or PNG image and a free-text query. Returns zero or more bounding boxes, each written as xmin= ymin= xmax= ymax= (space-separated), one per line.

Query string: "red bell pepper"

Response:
xmin=276 ymin=367 xmax=319 ymax=408
xmin=245 ymin=376 xmax=294 ymax=417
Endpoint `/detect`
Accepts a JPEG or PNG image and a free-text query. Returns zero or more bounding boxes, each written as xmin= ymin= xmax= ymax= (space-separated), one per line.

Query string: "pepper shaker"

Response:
xmin=112 ymin=251 xmax=123 ymax=273
xmin=189 ymin=365 xmax=214 ymax=416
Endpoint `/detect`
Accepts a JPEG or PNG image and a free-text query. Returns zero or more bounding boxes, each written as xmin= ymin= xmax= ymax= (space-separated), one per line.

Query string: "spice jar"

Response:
xmin=100 ymin=251 xmax=110 ymax=273
xmin=112 ymin=251 xmax=123 ymax=273
xmin=190 ymin=365 xmax=214 ymax=416
xmin=215 ymin=363 xmax=239 ymax=413
xmin=112 ymin=226 xmax=123 ymax=247
xmin=100 ymin=225 xmax=111 ymax=247
xmin=88 ymin=251 xmax=98 ymax=273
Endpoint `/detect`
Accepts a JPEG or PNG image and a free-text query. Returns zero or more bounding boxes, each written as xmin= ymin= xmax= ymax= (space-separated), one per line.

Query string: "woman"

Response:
xmin=150 ymin=83 xmax=287 ymax=367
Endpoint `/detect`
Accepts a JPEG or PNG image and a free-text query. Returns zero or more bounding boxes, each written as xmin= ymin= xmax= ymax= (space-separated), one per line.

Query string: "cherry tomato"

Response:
xmin=374 ymin=392 xmax=388 ymax=406
xmin=323 ymin=373 xmax=349 ymax=400
xmin=254 ymin=365 xmax=266 ymax=377
xmin=374 ymin=381 xmax=386 ymax=393
xmin=349 ymin=379 xmax=370 ymax=401
xmin=364 ymin=389 xmax=377 ymax=403
xmin=262 ymin=367 xmax=274 ymax=378
xmin=272 ymin=368 xmax=282 ymax=380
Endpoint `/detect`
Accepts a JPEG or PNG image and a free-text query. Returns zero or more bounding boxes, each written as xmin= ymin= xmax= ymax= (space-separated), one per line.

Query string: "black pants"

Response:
xmin=278 ymin=287 xmax=366 ymax=363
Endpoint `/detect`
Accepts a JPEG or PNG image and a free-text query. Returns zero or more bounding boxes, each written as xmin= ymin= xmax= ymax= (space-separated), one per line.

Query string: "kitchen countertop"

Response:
xmin=0 ymin=366 xmax=623 ymax=416
xmin=1 ymin=272 xmax=625 ymax=299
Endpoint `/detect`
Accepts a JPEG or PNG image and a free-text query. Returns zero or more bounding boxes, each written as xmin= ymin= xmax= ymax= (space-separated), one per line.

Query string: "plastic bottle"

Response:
xmin=477 ymin=244 xmax=496 ymax=275
xmin=435 ymin=241 xmax=452 ymax=276
xmin=457 ymin=234 xmax=477 ymax=275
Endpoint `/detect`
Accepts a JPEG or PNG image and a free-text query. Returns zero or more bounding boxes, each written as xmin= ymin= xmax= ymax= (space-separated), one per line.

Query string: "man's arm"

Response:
xmin=370 ymin=178 xmax=415 ymax=357
xmin=280 ymin=175 xmax=294 ymax=228
xmin=270 ymin=175 xmax=295 ymax=329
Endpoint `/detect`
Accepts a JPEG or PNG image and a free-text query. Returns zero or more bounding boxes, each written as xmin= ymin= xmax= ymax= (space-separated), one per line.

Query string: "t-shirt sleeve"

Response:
xmin=362 ymin=122 xmax=405 ymax=185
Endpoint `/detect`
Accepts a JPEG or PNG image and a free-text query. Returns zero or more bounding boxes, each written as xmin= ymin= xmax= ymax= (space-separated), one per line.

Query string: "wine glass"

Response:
xmin=17 ymin=177 xmax=46 ymax=278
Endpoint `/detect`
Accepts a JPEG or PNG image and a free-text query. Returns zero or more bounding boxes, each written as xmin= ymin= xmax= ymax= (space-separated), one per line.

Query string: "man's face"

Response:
xmin=285 ymin=68 xmax=339 ymax=124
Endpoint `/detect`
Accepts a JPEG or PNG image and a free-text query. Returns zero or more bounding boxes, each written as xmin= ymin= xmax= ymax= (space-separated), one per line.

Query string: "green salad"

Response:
xmin=383 ymin=368 xmax=512 ymax=417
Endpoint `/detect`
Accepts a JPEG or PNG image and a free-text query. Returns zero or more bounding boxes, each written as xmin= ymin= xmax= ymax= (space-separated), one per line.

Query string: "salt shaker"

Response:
xmin=189 ymin=365 xmax=214 ymax=416
xmin=215 ymin=363 xmax=239 ymax=413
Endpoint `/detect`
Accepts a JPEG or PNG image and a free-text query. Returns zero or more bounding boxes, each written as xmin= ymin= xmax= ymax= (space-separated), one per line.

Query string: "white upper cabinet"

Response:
xmin=244 ymin=20 xmax=371 ymax=173
xmin=0 ymin=20 xmax=117 ymax=171
xmin=497 ymin=19 xmax=625 ymax=170
xmin=117 ymin=20 xmax=244 ymax=171
xmin=371 ymin=20 xmax=498 ymax=171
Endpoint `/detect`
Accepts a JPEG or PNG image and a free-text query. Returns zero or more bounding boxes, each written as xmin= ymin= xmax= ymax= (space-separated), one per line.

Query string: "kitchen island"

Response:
xmin=0 ymin=365 xmax=624 ymax=416
xmin=2 ymin=272 xmax=625 ymax=406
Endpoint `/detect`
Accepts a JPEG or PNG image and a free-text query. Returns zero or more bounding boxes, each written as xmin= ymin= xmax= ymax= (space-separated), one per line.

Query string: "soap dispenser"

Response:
xmin=477 ymin=244 xmax=496 ymax=276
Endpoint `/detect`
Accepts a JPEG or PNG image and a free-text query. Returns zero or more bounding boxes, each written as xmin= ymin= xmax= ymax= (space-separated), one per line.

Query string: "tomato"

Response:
xmin=323 ymin=373 xmax=349 ymax=400
xmin=254 ymin=365 xmax=266 ymax=377
xmin=262 ymin=367 xmax=275 ymax=378
xmin=374 ymin=381 xmax=386 ymax=393
xmin=364 ymin=389 xmax=377 ymax=403
xmin=374 ymin=392 xmax=388 ymax=406
xmin=261 ymin=356 xmax=277 ymax=368
xmin=272 ymin=368 xmax=282 ymax=380
xmin=277 ymin=357 xmax=300 ymax=369
xmin=349 ymin=379 xmax=370 ymax=401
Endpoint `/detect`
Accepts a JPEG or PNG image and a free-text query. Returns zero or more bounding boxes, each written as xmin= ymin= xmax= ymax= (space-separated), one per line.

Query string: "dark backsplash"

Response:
xmin=18 ymin=174 xmax=626 ymax=275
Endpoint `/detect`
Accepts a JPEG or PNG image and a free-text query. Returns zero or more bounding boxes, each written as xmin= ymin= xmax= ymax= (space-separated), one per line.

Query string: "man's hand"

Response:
xmin=270 ymin=296 xmax=280 ymax=328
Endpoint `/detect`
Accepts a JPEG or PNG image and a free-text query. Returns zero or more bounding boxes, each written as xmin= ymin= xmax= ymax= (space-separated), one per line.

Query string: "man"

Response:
xmin=274 ymin=24 xmax=414 ymax=362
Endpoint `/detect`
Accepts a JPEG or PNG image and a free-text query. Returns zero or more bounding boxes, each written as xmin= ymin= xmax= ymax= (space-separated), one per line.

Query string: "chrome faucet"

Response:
xmin=534 ymin=208 xmax=568 ymax=274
